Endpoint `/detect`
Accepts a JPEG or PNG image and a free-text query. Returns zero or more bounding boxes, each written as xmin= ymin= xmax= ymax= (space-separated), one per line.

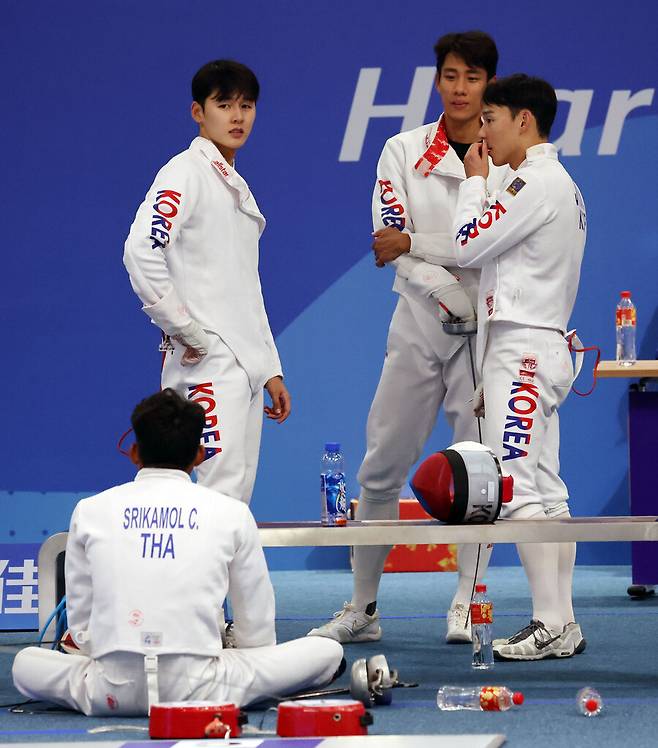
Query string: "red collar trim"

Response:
xmin=414 ymin=117 xmax=449 ymax=177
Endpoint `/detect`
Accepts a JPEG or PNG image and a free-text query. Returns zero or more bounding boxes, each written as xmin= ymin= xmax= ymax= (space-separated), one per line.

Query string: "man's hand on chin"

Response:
xmin=464 ymin=139 xmax=490 ymax=180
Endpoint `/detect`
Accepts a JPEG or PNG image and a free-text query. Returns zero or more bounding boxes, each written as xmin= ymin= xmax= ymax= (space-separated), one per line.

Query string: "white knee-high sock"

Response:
xmin=515 ymin=541 xmax=563 ymax=632
xmin=508 ymin=503 xmax=563 ymax=632
xmin=545 ymin=502 xmax=576 ymax=624
xmin=556 ymin=541 xmax=576 ymax=624
xmin=450 ymin=543 xmax=494 ymax=609
xmin=351 ymin=496 xmax=398 ymax=611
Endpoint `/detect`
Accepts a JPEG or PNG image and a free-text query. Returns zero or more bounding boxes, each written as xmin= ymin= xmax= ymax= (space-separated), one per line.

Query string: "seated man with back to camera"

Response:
xmin=12 ymin=389 xmax=343 ymax=715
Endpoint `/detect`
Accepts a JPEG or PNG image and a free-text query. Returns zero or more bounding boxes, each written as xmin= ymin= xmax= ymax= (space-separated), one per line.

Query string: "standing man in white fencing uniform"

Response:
xmin=124 ymin=60 xmax=290 ymax=505
xmin=12 ymin=390 xmax=343 ymax=715
xmin=454 ymin=74 xmax=587 ymax=659
xmin=309 ymin=31 xmax=506 ymax=645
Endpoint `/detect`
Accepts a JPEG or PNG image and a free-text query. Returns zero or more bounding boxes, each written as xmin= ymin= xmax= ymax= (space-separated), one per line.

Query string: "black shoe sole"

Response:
xmin=574 ymin=638 xmax=587 ymax=654
xmin=494 ymin=647 xmax=575 ymax=661
xmin=493 ymin=640 xmax=586 ymax=660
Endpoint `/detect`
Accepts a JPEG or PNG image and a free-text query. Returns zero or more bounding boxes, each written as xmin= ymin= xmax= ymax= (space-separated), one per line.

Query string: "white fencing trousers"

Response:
xmin=357 ymin=295 xmax=479 ymax=502
xmin=162 ymin=333 xmax=264 ymax=504
xmin=351 ymin=295 xmax=480 ymax=610
xmin=12 ymin=638 xmax=343 ymax=717
xmin=481 ymin=322 xmax=573 ymax=518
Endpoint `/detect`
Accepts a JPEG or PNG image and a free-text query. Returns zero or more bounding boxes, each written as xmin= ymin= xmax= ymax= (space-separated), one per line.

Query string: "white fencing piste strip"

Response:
xmin=37 ymin=517 xmax=658 ymax=640
xmin=2 ymin=736 xmax=507 ymax=747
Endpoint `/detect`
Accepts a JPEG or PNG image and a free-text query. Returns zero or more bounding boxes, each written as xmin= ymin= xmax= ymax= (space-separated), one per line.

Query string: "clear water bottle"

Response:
xmin=471 ymin=584 xmax=494 ymax=670
xmin=436 ymin=685 xmax=524 ymax=711
xmin=615 ymin=291 xmax=636 ymax=366
xmin=321 ymin=443 xmax=347 ymax=527
xmin=576 ymin=687 xmax=603 ymax=717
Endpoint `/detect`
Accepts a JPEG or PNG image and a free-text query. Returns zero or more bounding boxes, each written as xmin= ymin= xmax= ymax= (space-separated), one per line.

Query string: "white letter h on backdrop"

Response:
xmin=339 ymin=67 xmax=436 ymax=162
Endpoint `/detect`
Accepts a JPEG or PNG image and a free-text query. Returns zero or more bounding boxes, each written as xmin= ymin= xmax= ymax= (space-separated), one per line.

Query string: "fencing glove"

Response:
xmin=399 ymin=259 xmax=475 ymax=322
xmin=143 ymin=287 xmax=210 ymax=366
xmin=174 ymin=319 xmax=210 ymax=366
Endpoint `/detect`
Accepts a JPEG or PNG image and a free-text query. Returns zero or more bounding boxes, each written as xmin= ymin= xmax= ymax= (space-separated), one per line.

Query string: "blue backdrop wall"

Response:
xmin=2 ymin=1 xmax=657 ymax=570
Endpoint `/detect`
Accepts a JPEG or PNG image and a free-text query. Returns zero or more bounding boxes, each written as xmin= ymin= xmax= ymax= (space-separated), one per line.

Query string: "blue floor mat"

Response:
xmin=1 ymin=565 xmax=656 ymax=746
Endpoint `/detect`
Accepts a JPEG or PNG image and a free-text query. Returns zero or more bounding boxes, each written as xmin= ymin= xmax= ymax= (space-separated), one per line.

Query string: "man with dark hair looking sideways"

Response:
xmin=124 ymin=60 xmax=290 ymax=505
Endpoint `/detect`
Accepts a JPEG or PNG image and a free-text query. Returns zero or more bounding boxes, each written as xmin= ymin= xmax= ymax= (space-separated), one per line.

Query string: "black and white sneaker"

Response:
xmin=494 ymin=619 xmax=574 ymax=661
xmin=307 ymin=603 xmax=382 ymax=643
xmin=561 ymin=622 xmax=587 ymax=654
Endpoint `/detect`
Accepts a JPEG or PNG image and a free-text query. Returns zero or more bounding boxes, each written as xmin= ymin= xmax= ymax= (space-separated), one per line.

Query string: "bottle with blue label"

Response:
xmin=320 ymin=442 xmax=347 ymax=526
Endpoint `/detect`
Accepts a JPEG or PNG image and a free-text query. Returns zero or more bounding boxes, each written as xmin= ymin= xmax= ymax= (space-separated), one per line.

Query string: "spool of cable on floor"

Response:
xmin=277 ymin=698 xmax=373 ymax=737
xmin=149 ymin=701 xmax=246 ymax=739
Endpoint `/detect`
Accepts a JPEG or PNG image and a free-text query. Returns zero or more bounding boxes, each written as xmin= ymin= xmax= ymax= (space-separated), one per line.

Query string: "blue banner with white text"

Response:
xmin=0 ymin=545 xmax=40 ymax=630
xmin=2 ymin=1 xmax=656 ymax=568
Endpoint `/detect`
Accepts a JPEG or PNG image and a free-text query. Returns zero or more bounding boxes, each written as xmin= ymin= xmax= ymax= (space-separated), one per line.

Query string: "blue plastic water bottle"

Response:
xmin=321 ymin=443 xmax=347 ymax=526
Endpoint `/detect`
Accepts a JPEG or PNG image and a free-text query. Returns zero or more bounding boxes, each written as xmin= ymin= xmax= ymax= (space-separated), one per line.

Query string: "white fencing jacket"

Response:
xmin=453 ymin=143 xmax=586 ymax=367
xmin=123 ymin=137 xmax=282 ymax=393
xmin=373 ymin=117 xmax=508 ymax=308
xmin=65 ymin=468 xmax=276 ymax=659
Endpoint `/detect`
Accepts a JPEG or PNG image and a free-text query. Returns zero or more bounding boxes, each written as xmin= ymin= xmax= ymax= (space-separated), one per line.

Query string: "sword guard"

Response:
xmin=442 ymin=319 xmax=477 ymax=336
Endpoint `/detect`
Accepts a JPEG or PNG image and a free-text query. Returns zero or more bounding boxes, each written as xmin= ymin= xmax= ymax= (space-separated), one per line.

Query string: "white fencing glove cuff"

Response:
xmin=393 ymin=253 xmax=420 ymax=280
xmin=144 ymin=286 xmax=192 ymax=335
xmin=405 ymin=263 xmax=476 ymax=322
xmin=405 ymin=261 xmax=455 ymax=296
xmin=143 ymin=288 xmax=209 ymax=366
xmin=473 ymin=383 xmax=485 ymax=418
xmin=436 ymin=283 xmax=476 ymax=322
xmin=174 ymin=319 xmax=210 ymax=367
